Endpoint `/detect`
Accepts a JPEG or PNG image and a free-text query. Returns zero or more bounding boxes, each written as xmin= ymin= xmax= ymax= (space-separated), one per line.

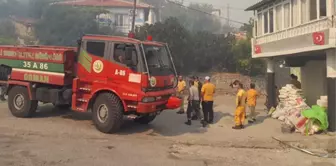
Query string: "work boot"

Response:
xmin=185 ymin=120 xmax=191 ymax=125
xmin=232 ymin=125 xmax=243 ymax=130
xmin=0 ymin=95 xmax=5 ymax=101
xmin=176 ymin=110 xmax=184 ymax=114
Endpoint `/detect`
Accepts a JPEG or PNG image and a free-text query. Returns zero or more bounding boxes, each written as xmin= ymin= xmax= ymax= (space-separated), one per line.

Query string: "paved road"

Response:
xmin=0 ymin=96 xmax=334 ymax=166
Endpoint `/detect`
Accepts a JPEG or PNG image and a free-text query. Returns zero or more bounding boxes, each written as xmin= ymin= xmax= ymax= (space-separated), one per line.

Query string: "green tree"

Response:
xmin=135 ymin=17 xmax=236 ymax=74
xmin=232 ymin=18 xmax=265 ymax=76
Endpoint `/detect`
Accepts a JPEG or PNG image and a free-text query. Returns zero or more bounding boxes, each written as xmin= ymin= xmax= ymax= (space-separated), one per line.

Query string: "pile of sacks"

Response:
xmin=271 ymin=84 xmax=311 ymax=134
xmin=271 ymin=84 xmax=329 ymax=135
xmin=272 ymin=84 xmax=310 ymax=121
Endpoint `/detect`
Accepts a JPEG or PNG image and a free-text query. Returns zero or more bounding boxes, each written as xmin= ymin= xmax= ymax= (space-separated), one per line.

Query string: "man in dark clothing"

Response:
xmin=191 ymin=76 xmax=203 ymax=120
xmin=185 ymin=80 xmax=206 ymax=127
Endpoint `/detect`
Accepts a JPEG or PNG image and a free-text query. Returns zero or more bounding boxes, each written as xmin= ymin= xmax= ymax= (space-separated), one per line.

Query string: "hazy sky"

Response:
xmin=187 ymin=0 xmax=260 ymax=26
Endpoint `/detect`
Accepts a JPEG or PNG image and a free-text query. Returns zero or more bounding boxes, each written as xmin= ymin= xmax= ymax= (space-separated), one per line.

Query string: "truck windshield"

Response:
xmin=142 ymin=44 xmax=174 ymax=76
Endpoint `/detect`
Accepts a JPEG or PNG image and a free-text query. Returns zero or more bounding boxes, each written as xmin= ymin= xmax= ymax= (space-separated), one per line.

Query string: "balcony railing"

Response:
xmin=255 ymin=16 xmax=334 ymax=45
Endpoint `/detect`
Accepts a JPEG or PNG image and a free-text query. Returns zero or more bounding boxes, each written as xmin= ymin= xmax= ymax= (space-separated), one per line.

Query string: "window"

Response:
xmin=257 ymin=13 xmax=262 ymax=36
xmin=87 ymin=41 xmax=105 ymax=57
xmin=113 ymin=43 xmax=137 ymax=66
xmin=269 ymin=9 xmax=274 ymax=33
xmin=310 ymin=0 xmax=317 ymax=20
xmin=275 ymin=5 xmax=282 ymax=31
xmin=284 ymin=3 xmax=290 ymax=28
xmin=320 ymin=0 xmax=327 ymax=17
xmin=254 ymin=20 xmax=258 ymax=36
xmin=301 ymin=0 xmax=308 ymax=23
xmin=291 ymin=0 xmax=299 ymax=26
xmin=144 ymin=8 xmax=150 ymax=21
xmin=114 ymin=14 xmax=129 ymax=26
xmin=263 ymin=11 xmax=269 ymax=34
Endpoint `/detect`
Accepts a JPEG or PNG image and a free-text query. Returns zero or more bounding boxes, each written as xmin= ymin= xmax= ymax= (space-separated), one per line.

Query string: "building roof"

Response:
xmin=83 ymin=35 xmax=165 ymax=46
xmin=56 ymin=0 xmax=153 ymax=8
xmin=245 ymin=0 xmax=274 ymax=11
xmin=10 ymin=16 xmax=37 ymax=26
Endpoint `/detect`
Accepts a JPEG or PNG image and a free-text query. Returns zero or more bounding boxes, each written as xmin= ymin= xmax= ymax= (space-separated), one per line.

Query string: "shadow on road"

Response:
xmin=245 ymin=108 xmax=269 ymax=128
xmin=32 ymin=104 xmax=232 ymax=136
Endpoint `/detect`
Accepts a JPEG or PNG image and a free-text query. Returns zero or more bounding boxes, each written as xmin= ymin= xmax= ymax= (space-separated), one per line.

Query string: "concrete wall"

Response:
xmin=301 ymin=60 xmax=328 ymax=106
xmin=274 ymin=62 xmax=291 ymax=88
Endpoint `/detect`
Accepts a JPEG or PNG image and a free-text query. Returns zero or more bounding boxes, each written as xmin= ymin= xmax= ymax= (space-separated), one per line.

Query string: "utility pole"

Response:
xmin=131 ymin=0 xmax=137 ymax=33
xmin=226 ymin=4 xmax=230 ymax=26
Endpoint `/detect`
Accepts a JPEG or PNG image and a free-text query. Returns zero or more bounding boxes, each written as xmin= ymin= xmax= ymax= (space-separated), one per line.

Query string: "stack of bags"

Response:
xmin=272 ymin=84 xmax=310 ymax=122
xmin=317 ymin=96 xmax=328 ymax=108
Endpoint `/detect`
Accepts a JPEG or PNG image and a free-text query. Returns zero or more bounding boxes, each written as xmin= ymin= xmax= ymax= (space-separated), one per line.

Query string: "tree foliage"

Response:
xmin=34 ymin=5 xmax=123 ymax=46
xmin=135 ymin=18 xmax=237 ymax=74
xmin=136 ymin=17 xmax=264 ymax=75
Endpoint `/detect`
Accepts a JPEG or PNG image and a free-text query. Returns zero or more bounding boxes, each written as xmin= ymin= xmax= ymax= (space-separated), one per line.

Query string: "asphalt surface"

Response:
xmin=0 ymin=96 xmax=335 ymax=166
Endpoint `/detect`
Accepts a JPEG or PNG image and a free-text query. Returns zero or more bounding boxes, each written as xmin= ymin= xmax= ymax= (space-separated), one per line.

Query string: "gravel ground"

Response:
xmin=0 ymin=95 xmax=335 ymax=166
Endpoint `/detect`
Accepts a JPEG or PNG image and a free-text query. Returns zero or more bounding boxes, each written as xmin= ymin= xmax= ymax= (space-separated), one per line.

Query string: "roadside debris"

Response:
xmin=272 ymin=137 xmax=336 ymax=158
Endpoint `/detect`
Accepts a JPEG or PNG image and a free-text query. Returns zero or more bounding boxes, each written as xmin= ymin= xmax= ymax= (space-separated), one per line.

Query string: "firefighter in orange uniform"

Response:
xmin=232 ymin=80 xmax=247 ymax=129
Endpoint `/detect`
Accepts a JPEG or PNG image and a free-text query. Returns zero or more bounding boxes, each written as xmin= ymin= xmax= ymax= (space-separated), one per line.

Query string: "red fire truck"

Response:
xmin=0 ymin=34 xmax=180 ymax=133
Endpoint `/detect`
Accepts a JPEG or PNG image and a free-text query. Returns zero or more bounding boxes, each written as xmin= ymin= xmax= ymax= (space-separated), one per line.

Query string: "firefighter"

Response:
xmin=201 ymin=76 xmax=215 ymax=124
xmin=232 ymin=80 xmax=247 ymax=129
xmin=176 ymin=76 xmax=186 ymax=114
xmin=185 ymin=80 xmax=206 ymax=127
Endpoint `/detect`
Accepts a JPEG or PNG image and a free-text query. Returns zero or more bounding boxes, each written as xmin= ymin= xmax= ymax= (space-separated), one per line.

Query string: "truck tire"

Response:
xmin=92 ymin=93 xmax=123 ymax=133
xmin=134 ymin=115 xmax=156 ymax=124
xmin=8 ymin=86 xmax=38 ymax=118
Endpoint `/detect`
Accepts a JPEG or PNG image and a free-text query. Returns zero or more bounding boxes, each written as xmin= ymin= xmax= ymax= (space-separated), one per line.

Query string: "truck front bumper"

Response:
xmin=136 ymin=100 xmax=168 ymax=114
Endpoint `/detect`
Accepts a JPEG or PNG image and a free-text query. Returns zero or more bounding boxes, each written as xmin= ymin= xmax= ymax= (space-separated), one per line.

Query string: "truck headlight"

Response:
xmin=142 ymin=96 xmax=156 ymax=103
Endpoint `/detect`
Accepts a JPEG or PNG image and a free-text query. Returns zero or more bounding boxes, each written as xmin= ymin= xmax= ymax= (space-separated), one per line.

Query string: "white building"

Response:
xmin=246 ymin=0 xmax=336 ymax=131
xmin=57 ymin=0 xmax=159 ymax=34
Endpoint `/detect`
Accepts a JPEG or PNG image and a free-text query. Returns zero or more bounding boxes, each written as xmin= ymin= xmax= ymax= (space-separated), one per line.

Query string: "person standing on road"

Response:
xmin=0 ymin=85 xmax=5 ymax=101
xmin=232 ymin=81 xmax=247 ymax=129
xmin=191 ymin=76 xmax=203 ymax=120
xmin=247 ymin=83 xmax=259 ymax=123
xmin=176 ymin=76 xmax=186 ymax=114
xmin=290 ymin=74 xmax=301 ymax=89
xmin=185 ymin=80 xmax=206 ymax=127
xmin=201 ymin=76 xmax=215 ymax=124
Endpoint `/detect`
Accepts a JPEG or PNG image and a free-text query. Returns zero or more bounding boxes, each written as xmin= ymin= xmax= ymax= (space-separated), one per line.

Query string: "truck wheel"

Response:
xmin=92 ymin=93 xmax=123 ymax=133
xmin=134 ymin=115 xmax=156 ymax=124
xmin=8 ymin=86 xmax=38 ymax=118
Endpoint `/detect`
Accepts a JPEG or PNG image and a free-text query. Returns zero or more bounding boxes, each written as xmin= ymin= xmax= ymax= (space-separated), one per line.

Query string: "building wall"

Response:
xmin=301 ymin=60 xmax=327 ymax=105
xmin=98 ymin=7 xmax=157 ymax=34
xmin=274 ymin=61 xmax=291 ymax=88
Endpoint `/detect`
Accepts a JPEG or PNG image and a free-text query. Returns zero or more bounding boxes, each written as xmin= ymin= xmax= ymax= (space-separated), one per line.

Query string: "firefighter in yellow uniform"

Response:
xmin=176 ymin=76 xmax=186 ymax=114
xmin=232 ymin=81 xmax=247 ymax=129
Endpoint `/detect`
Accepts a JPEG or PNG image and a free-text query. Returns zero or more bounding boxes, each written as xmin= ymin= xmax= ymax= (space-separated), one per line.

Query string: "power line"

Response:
xmin=181 ymin=0 xmax=246 ymax=10
xmin=165 ymin=0 xmax=246 ymax=25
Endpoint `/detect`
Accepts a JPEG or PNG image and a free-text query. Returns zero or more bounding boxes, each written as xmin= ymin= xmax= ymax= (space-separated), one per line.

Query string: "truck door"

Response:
xmin=106 ymin=42 xmax=142 ymax=101
xmin=77 ymin=40 xmax=110 ymax=79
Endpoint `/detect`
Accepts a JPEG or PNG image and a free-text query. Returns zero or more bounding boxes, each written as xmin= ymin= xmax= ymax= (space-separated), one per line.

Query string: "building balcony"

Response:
xmin=115 ymin=25 xmax=131 ymax=34
xmin=252 ymin=16 xmax=336 ymax=58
